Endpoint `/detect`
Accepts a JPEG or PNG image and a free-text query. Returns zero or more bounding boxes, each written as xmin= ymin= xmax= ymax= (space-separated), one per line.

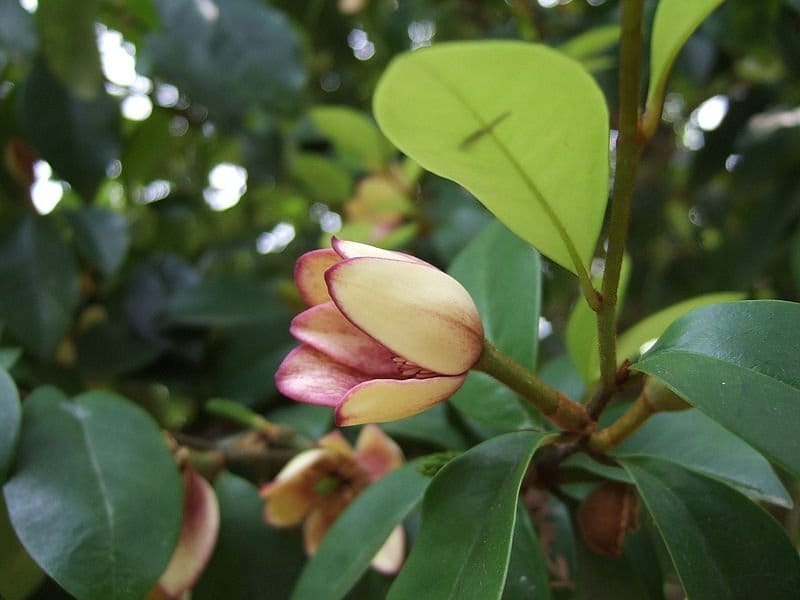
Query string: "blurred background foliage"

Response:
xmin=0 ymin=0 xmax=800 ymax=596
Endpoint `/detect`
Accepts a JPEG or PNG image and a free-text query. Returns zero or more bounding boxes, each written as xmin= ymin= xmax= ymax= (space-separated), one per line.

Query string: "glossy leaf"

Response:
xmin=149 ymin=0 xmax=306 ymax=119
xmin=388 ymin=431 xmax=554 ymax=600
xmin=3 ymin=388 xmax=183 ymax=600
xmin=0 ymin=369 xmax=20 ymax=482
xmin=37 ymin=0 xmax=102 ymax=99
xmin=194 ymin=473 xmax=305 ymax=600
xmin=614 ymin=409 xmax=790 ymax=507
xmin=634 ymin=300 xmax=800 ymax=477
xmin=21 ymin=58 xmax=120 ymax=200
xmin=0 ymin=216 xmax=80 ymax=359
xmin=645 ymin=0 xmax=725 ymax=132
xmin=310 ymin=106 xmax=392 ymax=171
xmin=566 ymin=255 xmax=631 ymax=382
xmin=0 ymin=497 xmax=43 ymax=600
xmin=502 ymin=506 xmax=551 ymax=600
xmin=293 ymin=462 xmax=429 ymax=600
xmin=448 ymin=221 xmax=543 ymax=430
xmin=616 ymin=291 xmax=743 ymax=367
xmin=621 ymin=456 xmax=800 ymax=599
xmin=374 ymin=42 xmax=609 ymax=274
xmin=67 ymin=207 xmax=130 ymax=278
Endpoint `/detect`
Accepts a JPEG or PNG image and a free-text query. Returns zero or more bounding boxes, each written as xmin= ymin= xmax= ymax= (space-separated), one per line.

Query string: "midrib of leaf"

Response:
xmin=72 ymin=406 xmax=118 ymax=596
xmin=622 ymin=463 xmax=733 ymax=600
xmin=417 ymin=61 xmax=592 ymax=284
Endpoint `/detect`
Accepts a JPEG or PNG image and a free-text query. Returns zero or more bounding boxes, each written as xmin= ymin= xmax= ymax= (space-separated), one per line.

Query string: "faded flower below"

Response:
xmin=261 ymin=425 xmax=405 ymax=573
xmin=276 ymin=238 xmax=484 ymax=426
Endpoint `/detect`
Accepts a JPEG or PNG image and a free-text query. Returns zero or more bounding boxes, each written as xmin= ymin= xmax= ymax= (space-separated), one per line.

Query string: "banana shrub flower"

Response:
xmin=261 ymin=425 xmax=405 ymax=573
xmin=276 ymin=238 xmax=484 ymax=426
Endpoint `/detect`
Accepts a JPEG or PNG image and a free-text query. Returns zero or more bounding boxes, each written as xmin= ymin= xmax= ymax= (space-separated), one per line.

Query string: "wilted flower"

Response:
xmin=261 ymin=425 xmax=405 ymax=573
xmin=276 ymin=238 xmax=483 ymax=426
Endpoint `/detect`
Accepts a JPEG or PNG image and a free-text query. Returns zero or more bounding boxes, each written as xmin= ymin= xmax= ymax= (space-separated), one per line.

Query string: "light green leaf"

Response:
xmin=614 ymin=410 xmax=790 ymax=507
xmin=310 ymin=106 xmax=393 ymax=171
xmin=37 ymin=0 xmax=102 ymax=99
xmin=616 ymin=291 xmax=744 ymax=366
xmin=0 ymin=369 xmax=20 ymax=482
xmin=502 ymin=506 xmax=552 ymax=600
xmin=3 ymin=388 xmax=183 ymax=600
xmin=566 ymin=255 xmax=631 ymax=382
xmin=0 ymin=215 xmax=80 ymax=359
xmin=644 ymin=0 xmax=725 ymax=134
xmin=374 ymin=41 xmax=609 ymax=274
xmin=293 ymin=462 xmax=429 ymax=600
xmin=633 ymin=300 xmax=800 ymax=477
xmin=194 ymin=473 xmax=305 ymax=600
xmin=388 ymin=431 xmax=554 ymax=600
xmin=558 ymin=24 xmax=620 ymax=61
xmin=448 ymin=221 xmax=543 ymax=430
xmin=290 ymin=152 xmax=353 ymax=206
xmin=621 ymin=456 xmax=800 ymax=600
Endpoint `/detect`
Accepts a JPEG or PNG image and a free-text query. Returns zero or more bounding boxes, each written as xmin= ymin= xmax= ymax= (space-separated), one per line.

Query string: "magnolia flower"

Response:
xmin=276 ymin=238 xmax=484 ymax=426
xmin=261 ymin=425 xmax=405 ymax=573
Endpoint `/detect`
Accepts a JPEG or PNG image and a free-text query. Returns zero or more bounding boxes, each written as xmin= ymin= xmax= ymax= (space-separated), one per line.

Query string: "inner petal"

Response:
xmin=275 ymin=345 xmax=370 ymax=407
xmin=332 ymin=237 xmax=430 ymax=265
xmin=291 ymin=302 xmax=400 ymax=378
xmin=294 ymin=248 xmax=341 ymax=306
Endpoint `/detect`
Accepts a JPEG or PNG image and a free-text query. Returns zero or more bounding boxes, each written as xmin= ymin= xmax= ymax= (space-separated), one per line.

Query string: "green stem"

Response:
xmin=474 ymin=339 xmax=592 ymax=432
xmin=595 ymin=0 xmax=646 ymax=403
xmin=587 ymin=391 xmax=654 ymax=453
xmin=205 ymin=398 xmax=314 ymax=450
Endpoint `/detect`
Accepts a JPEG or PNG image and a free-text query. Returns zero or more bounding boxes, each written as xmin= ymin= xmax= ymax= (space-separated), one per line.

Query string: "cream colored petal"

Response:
xmin=156 ymin=469 xmax=220 ymax=599
xmin=276 ymin=345 xmax=369 ymax=406
xmin=327 ymin=258 xmax=483 ymax=375
xmin=295 ymin=248 xmax=341 ymax=306
xmin=318 ymin=430 xmax=354 ymax=456
xmin=303 ymin=506 xmax=340 ymax=556
xmin=332 ymin=237 xmax=428 ymax=264
xmin=371 ymin=525 xmax=406 ymax=575
xmin=336 ymin=375 xmax=467 ymax=426
xmin=260 ymin=449 xmax=330 ymax=527
xmin=291 ymin=302 xmax=399 ymax=377
xmin=355 ymin=424 xmax=404 ymax=481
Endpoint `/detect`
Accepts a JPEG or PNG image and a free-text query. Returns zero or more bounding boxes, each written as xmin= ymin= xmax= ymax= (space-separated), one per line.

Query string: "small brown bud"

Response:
xmin=577 ymin=481 xmax=640 ymax=557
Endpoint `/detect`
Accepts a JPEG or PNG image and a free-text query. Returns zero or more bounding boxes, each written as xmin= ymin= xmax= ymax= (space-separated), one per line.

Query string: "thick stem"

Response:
xmin=587 ymin=391 xmax=655 ymax=453
xmin=596 ymin=0 xmax=646 ymax=399
xmin=474 ymin=339 xmax=593 ymax=433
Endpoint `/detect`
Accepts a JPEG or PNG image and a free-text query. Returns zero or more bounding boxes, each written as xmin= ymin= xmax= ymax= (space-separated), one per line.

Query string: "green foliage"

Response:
xmin=0 ymin=369 xmax=19 ymax=481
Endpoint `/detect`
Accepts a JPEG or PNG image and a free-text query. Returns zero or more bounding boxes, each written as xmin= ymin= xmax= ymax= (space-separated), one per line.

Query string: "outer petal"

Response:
xmin=332 ymin=237 xmax=429 ymax=264
xmin=355 ymin=424 xmax=404 ymax=482
xmin=295 ymin=248 xmax=341 ymax=306
xmin=326 ymin=258 xmax=483 ymax=375
xmin=276 ymin=345 xmax=369 ymax=406
xmin=302 ymin=498 xmax=350 ymax=556
xmin=290 ymin=302 xmax=399 ymax=377
xmin=154 ymin=469 xmax=220 ymax=599
xmin=335 ymin=375 xmax=467 ymax=426
xmin=370 ymin=525 xmax=406 ymax=575
xmin=318 ymin=430 xmax=354 ymax=456
xmin=260 ymin=449 xmax=331 ymax=526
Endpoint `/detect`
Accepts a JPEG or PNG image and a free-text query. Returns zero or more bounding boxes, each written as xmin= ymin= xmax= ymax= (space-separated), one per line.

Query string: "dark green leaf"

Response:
xmin=194 ymin=472 xmax=306 ymax=600
xmin=76 ymin=322 xmax=161 ymax=378
xmin=3 ymin=388 xmax=183 ymax=600
xmin=37 ymin=0 xmax=102 ymax=99
xmin=381 ymin=403 xmax=471 ymax=450
xmin=21 ymin=58 xmax=120 ymax=200
xmin=448 ymin=221 xmax=543 ymax=430
xmin=268 ymin=404 xmax=333 ymax=439
xmin=614 ymin=409 xmax=790 ymax=506
xmin=293 ymin=462 xmax=429 ymax=600
xmin=633 ymin=300 xmax=800 ymax=477
xmin=502 ymin=506 xmax=551 ymax=600
xmin=67 ymin=207 xmax=130 ymax=277
xmin=0 ymin=0 xmax=37 ymax=58
xmin=388 ymin=431 xmax=554 ymax=600
xmin=0 ymin=215 xmax=80 ymax=359
xmin=0 ymin=369 xmax=20 ymax=482
xmin=621 ymin=456 xmax=800 ymax=600
xmin=0 ymin=497 xmax=43 ymax=600
xmin=0 ymin=348 xmax=22 ymax=370
xmin=149 ymin=0 xmax=306 ymax=120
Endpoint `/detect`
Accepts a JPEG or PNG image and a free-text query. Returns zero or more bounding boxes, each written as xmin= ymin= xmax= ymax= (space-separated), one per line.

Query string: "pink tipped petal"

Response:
xmin=335 ymin=375 xmax=467 ymax=426
xmin=355 ymin=424 xmax=404 ymax=481
xmin=371 ymin=525 xmax=406 ymax=575
xmin=295 ymin=248 xmax=341 ymax=306
xmin=318 ymin=430 xmax=354 ymax=456
xmin=290 ymin=303 xmax=399 ymax=377
xmin=327 ymin=258 xmax=483 ymax=375
xmin=156 ymin=469 xmax=220 ymax=599
xmin=332 ymin=237 xmax=429 ymax=265
xmin=276 ymin=345 xmax=369 ymax=407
